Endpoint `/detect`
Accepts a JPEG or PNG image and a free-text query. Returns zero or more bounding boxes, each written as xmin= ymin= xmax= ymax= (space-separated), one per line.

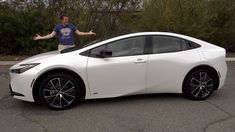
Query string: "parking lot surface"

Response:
xmin=0 ymin=62 xmax=235 ymax=132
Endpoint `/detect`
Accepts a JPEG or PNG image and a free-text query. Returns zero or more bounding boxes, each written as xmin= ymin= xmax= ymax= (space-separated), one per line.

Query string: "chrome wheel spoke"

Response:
xmin=44 ymin=94 xmax=56 ymax=99
xmin=192 ymin=77 xmax=201 ymax=84
xmin=58 ymin=78 xmax=62 ymax=89
xmin=201 ymin=88 xmax=204 ymax=96
xmin=195 ymin=88 xmax=201 ymax=97
xmin=200 ymin=72 xmax=207 ymax=82
xmin=199 ymin=72 xmax=203 ymax=83
xmin=61 ymin=81 xmax=73 ymax=91
xmin=50 ymin=78 xmax=60 ymax=90
xmin=191 ymin=85 xmax=200 ymax=94
xmin=202 ymin=87 xmax=210 ymax=95
xmin=43 ymin=89 xmax=56 ymax=92
xmin=62 ymin=87 xmax=75 ymax=93
xmin=190 ymin=83 xmax=199 ymax=87
xmin=205 ymin=84 xmax=213 ymax=87
xmin=203 ymin=73 xmax=208 ymax=82
xmin=61 ymin=92 xmax=75 ymax=98
xmin=204 ymin=79 xmax=212 ymax=84
xmin=62 ymin=96 xmax=69 ymax=103
xmin=44 ymin=89 xmax=53 ymax=91
xmin=59 ymin=94 xmax=62 ymax=107
xmin=50 ymin=80 xmax=57 ymax=90
xmin=51 ymin=95 xmax=58 ymax=106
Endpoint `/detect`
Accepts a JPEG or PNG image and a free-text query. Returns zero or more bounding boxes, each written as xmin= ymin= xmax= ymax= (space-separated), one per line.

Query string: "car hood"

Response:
xmin=17 ymin=51 xmax=60 ymax=65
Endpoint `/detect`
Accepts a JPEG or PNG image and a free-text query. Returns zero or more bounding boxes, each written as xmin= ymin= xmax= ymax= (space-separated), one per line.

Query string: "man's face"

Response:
xmin=61 ymin=16 xmax=69 ymax=25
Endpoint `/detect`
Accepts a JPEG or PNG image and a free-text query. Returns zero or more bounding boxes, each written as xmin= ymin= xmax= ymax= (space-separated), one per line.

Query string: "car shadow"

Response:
xmin=84 ymin=93 xmax=183 ymax=104
xmin=19 ymin=93 xmax=184 ymax=112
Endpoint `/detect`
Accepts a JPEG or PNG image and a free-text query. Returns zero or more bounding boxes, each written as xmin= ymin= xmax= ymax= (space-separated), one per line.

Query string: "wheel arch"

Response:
xmin=32 ymin=68 xmax=86 ymax=103
xmin=182 ymin=65 xmax=220 ymax=92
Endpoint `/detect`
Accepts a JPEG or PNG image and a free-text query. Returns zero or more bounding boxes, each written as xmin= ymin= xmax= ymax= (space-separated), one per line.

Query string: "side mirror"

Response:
xmin=100 ymin=49 xmax=112 ymax=58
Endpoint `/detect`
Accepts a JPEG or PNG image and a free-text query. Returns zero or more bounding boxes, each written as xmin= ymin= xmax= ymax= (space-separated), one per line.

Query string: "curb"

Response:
xmin=226 ymin=58 xmax=235 ymax=61
xmin=0 ymin=61 xmax=19 ymax=66
xmin=0 ymin=58 xmax=235 ymax=66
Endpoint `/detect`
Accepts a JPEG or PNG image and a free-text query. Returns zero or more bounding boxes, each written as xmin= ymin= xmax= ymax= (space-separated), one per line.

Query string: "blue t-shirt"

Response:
xmin=53 ymin=24 xmax=77 ymax=45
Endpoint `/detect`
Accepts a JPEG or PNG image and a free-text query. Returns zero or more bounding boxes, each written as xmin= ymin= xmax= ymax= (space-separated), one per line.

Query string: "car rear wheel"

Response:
xmin=183 ymin=69 xmax=216 ymax=100
xmin=39 ymin=73 xmax=81 ymax=110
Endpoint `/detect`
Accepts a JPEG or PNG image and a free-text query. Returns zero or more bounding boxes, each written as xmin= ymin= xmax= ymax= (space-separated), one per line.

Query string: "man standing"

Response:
xmin=33 ymin=15 xmax=96 ymax=51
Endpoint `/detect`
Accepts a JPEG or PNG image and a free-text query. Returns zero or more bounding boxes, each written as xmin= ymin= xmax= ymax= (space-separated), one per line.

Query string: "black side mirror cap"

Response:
xmin=100 ymin=49 xmax=112 ymax=58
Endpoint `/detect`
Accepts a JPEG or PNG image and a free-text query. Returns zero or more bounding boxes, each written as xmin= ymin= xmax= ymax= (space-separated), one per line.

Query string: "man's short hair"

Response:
xmin=60 ymin=14 xmax=68 ymax=20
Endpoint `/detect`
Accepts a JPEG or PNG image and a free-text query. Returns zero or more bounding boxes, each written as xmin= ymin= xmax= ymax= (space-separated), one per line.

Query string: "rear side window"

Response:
xmin=152 ymin=36 xmax=201 ymax=54
xmin=183 ymin=40 xmax=201 ymax=49
xmin=152 ymin=36 xmax=182 ymax=53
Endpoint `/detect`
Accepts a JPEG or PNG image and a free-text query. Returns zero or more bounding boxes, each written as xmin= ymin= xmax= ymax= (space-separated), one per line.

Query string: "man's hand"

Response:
xmin=33 ymin=34 xmax=42 ymax=40
xmin=88 ymin=30 xmax=96 ymax=35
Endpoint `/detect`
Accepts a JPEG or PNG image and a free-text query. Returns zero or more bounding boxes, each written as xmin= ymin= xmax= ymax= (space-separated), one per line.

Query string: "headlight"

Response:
xmin=11 ymin=63 xmax=40 ymax=74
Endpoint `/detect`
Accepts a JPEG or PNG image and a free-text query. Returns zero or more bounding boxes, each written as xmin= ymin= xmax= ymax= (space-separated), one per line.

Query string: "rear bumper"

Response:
xmin=217 ymin=61 xmax=227 ymax=90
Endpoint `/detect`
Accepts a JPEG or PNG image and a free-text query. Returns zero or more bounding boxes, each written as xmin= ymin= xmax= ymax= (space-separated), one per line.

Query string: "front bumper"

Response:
xmin=9 ymin=68 xmax=39 ymax=102
xmin=9 ymin=84 xmax=24 ymax=97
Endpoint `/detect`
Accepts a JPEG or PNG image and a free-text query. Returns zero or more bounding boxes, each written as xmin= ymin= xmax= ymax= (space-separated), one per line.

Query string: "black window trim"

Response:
xmin=80 ymin=34 xmax=202 ymax=57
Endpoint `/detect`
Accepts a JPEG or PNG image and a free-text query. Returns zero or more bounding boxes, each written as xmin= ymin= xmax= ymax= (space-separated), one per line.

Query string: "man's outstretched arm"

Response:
xmin=75 ymin=30 xmax=96 ymax=36
xmin=33 ymin=31 xmax=57 ymax=40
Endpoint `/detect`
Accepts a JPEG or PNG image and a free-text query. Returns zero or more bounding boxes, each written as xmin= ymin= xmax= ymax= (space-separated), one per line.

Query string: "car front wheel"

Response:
xmin=39 ymin=73 xmax=81 ymax=110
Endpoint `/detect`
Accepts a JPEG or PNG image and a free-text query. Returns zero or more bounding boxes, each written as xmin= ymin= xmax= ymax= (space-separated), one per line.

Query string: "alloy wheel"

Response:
xmin=42 ymin=77 xmax=76 ymax=109
xmin=189 ymin=72 xmax=214 ymax=99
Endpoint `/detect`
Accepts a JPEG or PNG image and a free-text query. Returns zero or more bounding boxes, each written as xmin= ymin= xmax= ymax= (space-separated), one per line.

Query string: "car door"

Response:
xmin=87 ymin=36 xmax=148 ymax=96
xmin=146 ymin=35 xmax=201 ymax=93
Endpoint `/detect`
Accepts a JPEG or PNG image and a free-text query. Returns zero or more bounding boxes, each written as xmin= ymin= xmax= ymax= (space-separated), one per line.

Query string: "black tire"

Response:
xmin=39 ymin=73 xmax=82 ymax=110
xmin=183 ymin=69 xmax=216 ymax=100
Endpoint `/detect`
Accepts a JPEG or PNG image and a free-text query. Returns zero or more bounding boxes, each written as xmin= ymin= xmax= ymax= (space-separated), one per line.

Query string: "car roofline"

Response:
xmin=77 ymin=32 xmax=211 ymax=53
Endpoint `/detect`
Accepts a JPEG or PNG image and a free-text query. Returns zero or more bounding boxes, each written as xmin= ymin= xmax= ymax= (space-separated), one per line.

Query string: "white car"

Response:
xmin=9 ymin=32 xmax=227 ymax=110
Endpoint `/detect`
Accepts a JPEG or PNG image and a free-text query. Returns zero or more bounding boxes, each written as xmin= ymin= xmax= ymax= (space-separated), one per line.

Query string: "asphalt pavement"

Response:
xmin=0 ymin=62 xmax=235 ymax=132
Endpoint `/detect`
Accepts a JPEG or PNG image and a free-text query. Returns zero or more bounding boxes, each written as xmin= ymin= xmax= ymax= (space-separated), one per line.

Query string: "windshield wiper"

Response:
xmin=60 ymin=47 xmax=80 ymax=53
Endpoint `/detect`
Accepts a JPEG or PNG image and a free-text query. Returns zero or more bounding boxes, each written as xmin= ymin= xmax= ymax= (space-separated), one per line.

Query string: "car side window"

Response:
xmin=152 ymin=36 xmax=201 ymax=54
xmin=152 ymin=36 xmax=182 ymax=54
xmin=90 ymin=36 xmax=145 ymax=57
xmin=184 ymin=40 xmax=201 ymax=49
xmin=90 ymin=45 xmax=106 ymax=57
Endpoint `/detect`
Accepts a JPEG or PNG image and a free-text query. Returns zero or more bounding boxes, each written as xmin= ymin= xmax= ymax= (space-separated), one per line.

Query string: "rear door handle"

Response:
xmin=134 ymin=58 xmax=146 ymax=64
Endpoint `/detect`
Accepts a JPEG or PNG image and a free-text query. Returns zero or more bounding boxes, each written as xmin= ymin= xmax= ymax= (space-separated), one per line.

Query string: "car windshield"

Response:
xmin=83 ymin=33 xmax=130 ymax=48
xmin=83 ymin=38 xmax=104 ymax=48
xmin=60 ymin=33 xmax=130 ymax=53
xmin=60 ymin=38 xmax=105 ymax=54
